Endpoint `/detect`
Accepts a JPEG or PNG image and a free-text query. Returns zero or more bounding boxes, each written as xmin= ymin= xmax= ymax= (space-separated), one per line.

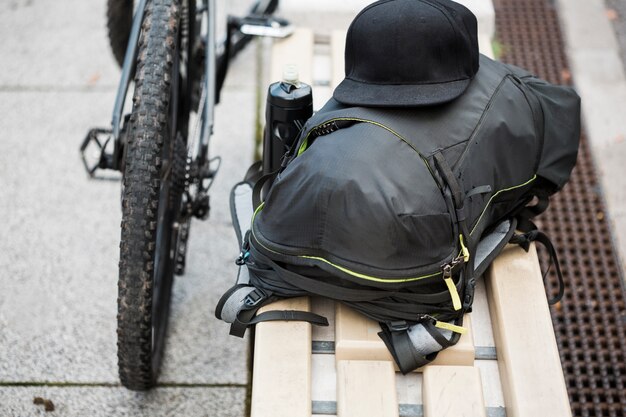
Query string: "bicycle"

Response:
xmin=80 ymin=0 xmax=292 ymax=391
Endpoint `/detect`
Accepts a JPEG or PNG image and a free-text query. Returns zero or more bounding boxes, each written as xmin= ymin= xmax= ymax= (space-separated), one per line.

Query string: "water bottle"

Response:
xmin=263 ymin=65 xmax=313 ymax=176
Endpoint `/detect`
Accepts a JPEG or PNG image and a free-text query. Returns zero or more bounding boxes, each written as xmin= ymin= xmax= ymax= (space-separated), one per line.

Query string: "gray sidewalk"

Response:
xmin=0 ymin=0 xmax=256 ymax=415
xmin=557 ymin=0 xmax=626 ymax=278
xmin=605 ymin=0 xmax=626 ymax=71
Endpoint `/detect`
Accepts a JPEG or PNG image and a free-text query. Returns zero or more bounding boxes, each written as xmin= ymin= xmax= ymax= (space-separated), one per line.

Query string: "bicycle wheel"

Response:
xmin=106 ymin=0 xmax=133 ymax=67
xmin=117 ymin=0 xmax=194 ymax=390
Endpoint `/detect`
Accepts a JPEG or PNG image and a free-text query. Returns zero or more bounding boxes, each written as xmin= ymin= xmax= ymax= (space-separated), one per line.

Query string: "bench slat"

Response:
xmin=471 ymin=278 xmax=496 ymax=349
xmin=486 ymin=244 xmax=572 ymax=417
xmin=423 ymin=366 xmax=487 ymax=417
xmin=251 ymin=297 xmax=312 ymax=417
xmin=337 ymin=360 xmax=399 ymax=417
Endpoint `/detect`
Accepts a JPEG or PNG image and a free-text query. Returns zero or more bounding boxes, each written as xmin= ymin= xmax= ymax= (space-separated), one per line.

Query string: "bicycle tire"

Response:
xmin=106 ymin=0 xmax=133 ymax=67
xmin=117 ymin=0 xmax=188 ymax=390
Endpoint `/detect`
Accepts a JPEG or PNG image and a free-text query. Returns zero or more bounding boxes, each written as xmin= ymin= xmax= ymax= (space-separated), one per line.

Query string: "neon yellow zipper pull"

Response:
xmin=442 ymin=261 xmax=462 ymax=311
xmin=435 ymin=320 xmax=467 ymax=334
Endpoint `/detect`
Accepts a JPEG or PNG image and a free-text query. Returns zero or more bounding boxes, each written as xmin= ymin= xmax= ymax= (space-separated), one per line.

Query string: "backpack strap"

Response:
xmin=473 ymin=219 xmax=517 ymax=278
xmin=231 ymin=308 xmax=329 ymax=337
xmin=252 ymin=170 xmax=279 ymax=209
xmin=216 ymin=284 xmax=330 ymax=338
xmin=433 ymin=151 xmax=464 ymax=221
xmin=377 ymin=317 xmax=464 ymax=374
xmin=247 ymin=243 xmax=458 ymax=310
xmin=511 ymin=191 xmax=565 ymax=305
xmin=215 ymin=284 xmax=258 ymax=323
xmin=244 ymin=160 xmax=263 ymax=184
xmin=230 ymin=182 xmax=255 ymax=248
xmin=515 ymin=190 xmax=550 ymax=232
xmin=510 ymin=229 xmax=565 ymax=305
xmin=432 ymin=151 xmax=477 ymax=313
xmin=378 ymin=325 xmax=434 ymax=374
xmin=465 ymin=185 xmax=493 ymax=200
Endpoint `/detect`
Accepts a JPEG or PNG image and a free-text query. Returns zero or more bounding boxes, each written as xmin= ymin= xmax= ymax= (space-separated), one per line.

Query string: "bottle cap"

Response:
xmin=282 ymin=64 xmax=299 ymax=84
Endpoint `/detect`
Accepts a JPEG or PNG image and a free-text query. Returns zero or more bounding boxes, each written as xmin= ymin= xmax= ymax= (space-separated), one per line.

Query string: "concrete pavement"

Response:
xmin=605 ymin=0 xmax=626 ymax=70
xmin=556 ymin=0 xmax=626 ymax=278
xmin=1 ymin=0 xmax=256 ymax=415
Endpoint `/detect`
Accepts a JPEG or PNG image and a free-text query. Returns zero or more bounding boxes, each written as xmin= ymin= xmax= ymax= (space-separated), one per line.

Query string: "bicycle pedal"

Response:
xmin=80 ymin=128 xmax=116 ymax=177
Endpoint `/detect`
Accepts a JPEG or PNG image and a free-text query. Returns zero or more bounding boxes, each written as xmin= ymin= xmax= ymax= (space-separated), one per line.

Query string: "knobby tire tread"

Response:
xmin=117 ymin=0 xmax=181 ymax=391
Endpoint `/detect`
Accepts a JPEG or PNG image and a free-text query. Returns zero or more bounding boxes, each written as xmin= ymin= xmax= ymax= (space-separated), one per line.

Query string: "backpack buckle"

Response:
xmin=235 ymin=251 xmax=250 ymax=266
xmin=387 ymin=320 xmax=409 ymax=332
xmin=244 ymin=288 xmax=267 ymax=307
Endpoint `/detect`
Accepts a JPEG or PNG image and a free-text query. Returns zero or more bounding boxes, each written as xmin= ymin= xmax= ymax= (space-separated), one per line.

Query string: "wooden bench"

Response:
xmin=250 ymin=6 xmax=571 ymax=416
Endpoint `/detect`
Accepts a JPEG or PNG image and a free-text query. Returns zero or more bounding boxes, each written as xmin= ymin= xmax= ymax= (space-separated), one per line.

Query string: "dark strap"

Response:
xmin=244 ymin=160 xmax=263 ymax=184
xmin=516 ymin=192 xmax=550 ymax=232
xmin=229 ymin=182 xmax=253 ymax=248
xmin=344 ymin=302 xmax=450 ymax=325
xmin=349 ymin=300 xmax=453 ymax=318
xmin=510 ymin=230 xmax=565 ymax=305
xmin=391 ymin=330 xmax=430 ymax=374
xmin=530 ymin=192 xmax=550 ymax=216
xmin=252 ymin=170 xmax=279 ymax=209
xmin=378 ymin=326 xmax=434 ymax=374
xmin=248 ymin=245 xmax=452 ymax=305
xmin=377 ymin=315 xmax=465 ymax=374
xmin=230 ymin=308 xmax=329 ymax=337
xmin=465 ymin=185 xmax=493 ymax=200
xmin=422 ymin=319 xmax=456 ymax=348
xmin=246 ymin=244 xmax=467 ymax=326
xmin=433 ymin=151 xmax=463 ymax=211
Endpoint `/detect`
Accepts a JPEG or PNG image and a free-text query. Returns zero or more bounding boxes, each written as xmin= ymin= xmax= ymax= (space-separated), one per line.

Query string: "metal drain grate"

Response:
xmin=494 ymin=1 xmax=626 ymax=416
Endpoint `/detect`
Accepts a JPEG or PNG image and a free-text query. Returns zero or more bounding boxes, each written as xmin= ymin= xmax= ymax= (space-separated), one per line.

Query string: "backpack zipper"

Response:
xmin=469 ymin=174 xmax=537 ymax=236
xmin=253 ymin=117 xmax=466 ymax=286
xmin=442 ymin=256 xmax=464 ymax=311
xmin=454 ymin=75 xmax=511 ymax=170
xmin=251 ymin=117 xmax=470 ymax=292
xmin=296 ymin=117 xmax=439 ymax=187
xmin=250 ymin=202 xmax=454 ymax=284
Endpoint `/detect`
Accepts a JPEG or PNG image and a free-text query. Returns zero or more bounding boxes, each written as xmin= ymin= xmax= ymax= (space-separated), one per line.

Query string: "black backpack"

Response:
xmin=216 ymin=55 xmax=581 ymax=373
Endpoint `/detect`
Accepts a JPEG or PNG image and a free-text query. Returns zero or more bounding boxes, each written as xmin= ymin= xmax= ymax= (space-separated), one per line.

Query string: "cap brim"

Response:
xmin=332 ymin=77 xmax=472 ymax=107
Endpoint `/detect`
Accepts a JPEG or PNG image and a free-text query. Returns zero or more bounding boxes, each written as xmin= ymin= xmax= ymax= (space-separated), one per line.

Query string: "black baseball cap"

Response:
xmin=333 ymin=0 xmax=479 ymax=107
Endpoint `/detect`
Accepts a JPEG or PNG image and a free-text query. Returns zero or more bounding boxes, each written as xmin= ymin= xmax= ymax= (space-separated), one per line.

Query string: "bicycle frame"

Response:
xmin=109 ymin=0 xmax=148 ymax=171
xmin=202 ymin=0 xmax=217 ymax=163
xmin=107 ymin=0 xmax=281 ymax=172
